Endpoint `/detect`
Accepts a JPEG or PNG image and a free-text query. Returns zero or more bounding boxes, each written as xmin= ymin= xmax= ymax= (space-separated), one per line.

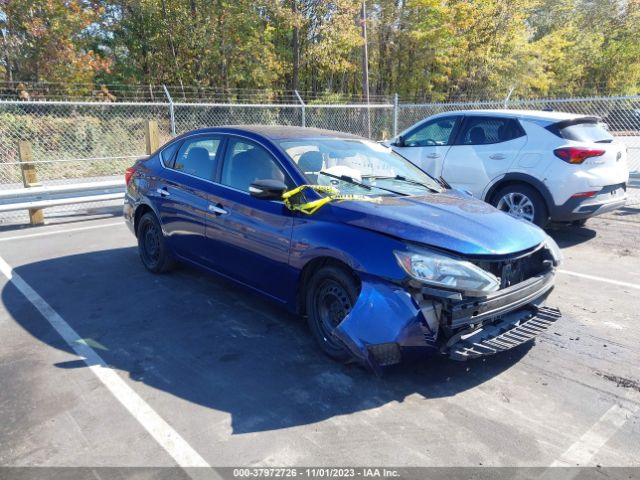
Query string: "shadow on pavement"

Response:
xmin=546 ymin=224 xmax=597 ymax=248
xmin=2 ymin=247 xmax=531 ymax=434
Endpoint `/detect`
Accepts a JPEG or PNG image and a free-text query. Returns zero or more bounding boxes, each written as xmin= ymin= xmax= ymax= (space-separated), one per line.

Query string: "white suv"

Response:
xmin=386 ymin=110 xmax=629 ymax=227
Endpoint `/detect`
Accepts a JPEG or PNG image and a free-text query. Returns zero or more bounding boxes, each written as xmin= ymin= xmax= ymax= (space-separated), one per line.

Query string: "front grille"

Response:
xmin=473 ymin=246 xmax=551 ymax=288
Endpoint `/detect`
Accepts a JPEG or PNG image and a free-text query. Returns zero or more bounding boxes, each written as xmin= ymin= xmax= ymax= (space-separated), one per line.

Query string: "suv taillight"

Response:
xmin=125 ymin=166 xmax=136 ymax=185
xmin=554 ymin=147 xmax=605 ymax=164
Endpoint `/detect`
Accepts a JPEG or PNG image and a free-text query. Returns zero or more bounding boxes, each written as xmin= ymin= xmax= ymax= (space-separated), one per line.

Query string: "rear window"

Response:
xmin=554 ymin=121 xmax=613 ymax=143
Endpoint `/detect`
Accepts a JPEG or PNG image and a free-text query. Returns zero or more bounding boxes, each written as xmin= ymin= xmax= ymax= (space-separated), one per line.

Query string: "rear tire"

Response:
xmin=492 ymin=184 xmax=548 ymax=228
xmin=137 ymin=212 xmax=175 ymax=273
xmin=305 ymin=265 xmax=359 ymax=362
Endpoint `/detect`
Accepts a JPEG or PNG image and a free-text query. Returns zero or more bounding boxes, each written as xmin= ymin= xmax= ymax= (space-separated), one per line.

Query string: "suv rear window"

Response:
xmin=551 ymin=120 xmax=613 ymax=143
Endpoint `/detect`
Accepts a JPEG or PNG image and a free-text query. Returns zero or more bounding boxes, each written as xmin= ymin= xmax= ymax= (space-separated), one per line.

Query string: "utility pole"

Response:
xmin=361 ymin=0 xmax=371 ymax=137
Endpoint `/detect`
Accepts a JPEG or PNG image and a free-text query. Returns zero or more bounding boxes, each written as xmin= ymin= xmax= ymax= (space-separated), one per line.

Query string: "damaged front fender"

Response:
xmin=333 ymin=278 xmax=440 ymax=371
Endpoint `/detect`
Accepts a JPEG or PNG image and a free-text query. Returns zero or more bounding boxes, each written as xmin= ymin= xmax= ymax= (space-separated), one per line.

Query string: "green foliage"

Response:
xmin=1 ymin=0 xmax=639 ymax=99
xmin=1 ymin=0 xmax=111 ymax=85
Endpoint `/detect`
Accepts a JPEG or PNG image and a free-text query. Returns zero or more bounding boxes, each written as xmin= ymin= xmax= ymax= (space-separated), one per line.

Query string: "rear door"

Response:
xmin=204 ymin=136 xmax=296 ymax=302
xmin=442 ymin=116 xmax=527 ymax=197
xmin=154 ymin=135 xmax=223 ymax=262
xmin=392 ymin=115 xmax=462 ymax=176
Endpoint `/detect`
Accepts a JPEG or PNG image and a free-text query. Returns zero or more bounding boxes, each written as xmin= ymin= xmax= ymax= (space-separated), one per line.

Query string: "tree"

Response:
xmin=0 ymin=0 xmax=110 ymax=86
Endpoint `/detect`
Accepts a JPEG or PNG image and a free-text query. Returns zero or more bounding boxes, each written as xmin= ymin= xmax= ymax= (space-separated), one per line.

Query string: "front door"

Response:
xmin=392 ymin=115 xmax=462 ymax=176
xmin=204 ymin=136 xmax=296 ymax=302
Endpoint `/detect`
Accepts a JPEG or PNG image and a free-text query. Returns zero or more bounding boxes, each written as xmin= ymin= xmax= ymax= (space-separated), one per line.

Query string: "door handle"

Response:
xmin=208 ymin=204 xmax=228 ymax=215
xmin=156 ymin=187 xmax=170 ymax=197
xmin=489 ymin=153 xmax=506 ymax=160
xmin=426 ymin=153 xmax=441 ymax=159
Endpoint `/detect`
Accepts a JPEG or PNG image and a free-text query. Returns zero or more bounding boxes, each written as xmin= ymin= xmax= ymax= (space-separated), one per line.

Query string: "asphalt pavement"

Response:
xmin=0 ymin=209 xmax=638 ymax=474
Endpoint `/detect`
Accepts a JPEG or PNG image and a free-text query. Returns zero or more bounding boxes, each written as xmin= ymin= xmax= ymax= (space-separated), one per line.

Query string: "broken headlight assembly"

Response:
xmin=394 ymin=246 xmax=500 ymax=297
xmin=544 ymin=234 xmax=563 ymax=267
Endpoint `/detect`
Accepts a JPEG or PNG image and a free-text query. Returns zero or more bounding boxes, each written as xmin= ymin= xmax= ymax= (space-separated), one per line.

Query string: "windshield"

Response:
xmin=278 ymin=138 xmax=444 ymax=196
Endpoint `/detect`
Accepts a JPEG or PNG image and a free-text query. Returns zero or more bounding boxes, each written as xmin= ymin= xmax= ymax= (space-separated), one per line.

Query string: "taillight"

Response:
xmin=125 ymin=166 xmax=136 ymax=185
xmin=570 ymin=191 xmax=597 ymax=198
xmin=554 ymin=147 xmax=605 ymax=164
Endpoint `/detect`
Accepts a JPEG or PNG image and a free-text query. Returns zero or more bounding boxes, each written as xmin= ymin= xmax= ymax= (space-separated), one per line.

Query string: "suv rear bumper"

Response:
xmin=550 ymin=183 xmax=627 ymax=222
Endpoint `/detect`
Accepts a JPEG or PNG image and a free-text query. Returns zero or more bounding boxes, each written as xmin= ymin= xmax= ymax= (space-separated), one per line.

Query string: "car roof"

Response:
xmin=188 ymin=125 xmax=364 ymax=141
xmin=434 ymin=109 xmax=591 ymax=122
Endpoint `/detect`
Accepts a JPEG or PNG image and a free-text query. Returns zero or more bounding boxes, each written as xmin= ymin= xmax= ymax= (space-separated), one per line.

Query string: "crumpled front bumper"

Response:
xmin=446 ymin=306 xmax=561 ymax=360
xmin=332 ymin=272 xmax=560 ymax=371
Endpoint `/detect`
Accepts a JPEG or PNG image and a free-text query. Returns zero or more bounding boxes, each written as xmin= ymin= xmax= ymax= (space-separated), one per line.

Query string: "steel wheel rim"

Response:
xmin=497 ymin=192 xmax=535 ymax=222
xmin=141 ymin=221 xmax=161 ymax=265
xmin=315 ymin=279 xmax=352 ymax=349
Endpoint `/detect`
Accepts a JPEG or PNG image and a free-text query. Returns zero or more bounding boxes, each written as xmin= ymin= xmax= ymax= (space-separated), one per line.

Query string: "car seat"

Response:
xmin=469 ymin=127 xmax=486 ymax=144
xmin=180 ymin=147 xmax=211 ymax=178
xmin=297 ymin=151 xmax=323 ymax=182
xmin=223 ymin=149 xmax=283 ymax=191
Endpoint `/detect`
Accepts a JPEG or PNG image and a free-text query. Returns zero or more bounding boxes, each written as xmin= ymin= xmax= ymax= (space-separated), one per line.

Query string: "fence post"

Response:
xmin=145 ymin=120 xmax=160 ymax=155
xmin=393 ymin=93 xmax=399 ymax=137
xmin=18 ymin=140 xmax=44 ymax=225
xmin=294 ymin=90 xmax=306 ymax=128
xmin=504 ymin=86 xmax=515 ymax=109
xmin=162 ymin=84 xmax=176 ymax=136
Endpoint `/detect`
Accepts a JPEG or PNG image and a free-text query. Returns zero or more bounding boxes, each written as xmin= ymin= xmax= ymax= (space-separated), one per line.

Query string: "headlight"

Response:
xmin=545 ymin=235 xmax=563 ymax=266
xmin=394 ymin=247 xmax=499 ymax=296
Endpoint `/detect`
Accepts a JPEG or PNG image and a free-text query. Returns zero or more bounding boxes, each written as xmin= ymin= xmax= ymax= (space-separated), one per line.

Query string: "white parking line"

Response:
xmin=0 ymin=254 xmax=211 ymax=470
xmin=558 ymin=269 xmax=640 ymax=290
xmin=551 ymin=402 xmax=639 ymax=466
xmin=0 ymin=221 xmax=123 ymax=242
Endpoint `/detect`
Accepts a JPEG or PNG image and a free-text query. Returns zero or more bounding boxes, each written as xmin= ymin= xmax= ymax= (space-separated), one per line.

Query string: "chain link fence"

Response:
xmin=0 ymin=101 xmax=172 ymax=189
xmin=1 ymin=93 xmax=639 ymax=224
xmin=173 ymin=103 xmax=304 ymax=134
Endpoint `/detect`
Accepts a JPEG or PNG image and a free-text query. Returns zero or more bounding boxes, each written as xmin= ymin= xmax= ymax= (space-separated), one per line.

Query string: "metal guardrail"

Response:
xmin=0 ymin=180 xmax=124 ymax=213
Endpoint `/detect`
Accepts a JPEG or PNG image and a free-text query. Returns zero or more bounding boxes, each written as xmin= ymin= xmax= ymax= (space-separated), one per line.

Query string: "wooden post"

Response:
xmin=18 ymin=140 xmax=44 ymax=226
xmin=145 ymin=120 xmax=160 ymax=155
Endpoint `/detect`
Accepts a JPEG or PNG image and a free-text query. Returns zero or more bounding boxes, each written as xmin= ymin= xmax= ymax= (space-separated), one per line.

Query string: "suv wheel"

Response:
xmin=305 ymin=265 xmax=359 ymax=362
xmin=492 ymin=184 xmax=548 ymax=227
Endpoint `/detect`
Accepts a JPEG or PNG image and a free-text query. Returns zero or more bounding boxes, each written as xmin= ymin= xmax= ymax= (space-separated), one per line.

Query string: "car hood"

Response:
xmin=327 ymin=192 xmax=546 ymax=256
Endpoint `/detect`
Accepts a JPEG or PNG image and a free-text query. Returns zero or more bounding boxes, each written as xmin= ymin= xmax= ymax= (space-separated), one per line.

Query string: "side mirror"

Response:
xmin=392 ymin=135 xmax=405 ymax=147
xmin=249 ymin=179 xmax=288 ymax=200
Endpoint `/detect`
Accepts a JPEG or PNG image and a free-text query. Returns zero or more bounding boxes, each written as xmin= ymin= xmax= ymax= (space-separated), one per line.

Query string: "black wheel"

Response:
xmin=137 ymin=212 xmax=174 ymax=273
xmin=492 ymin=184 xmax=548 ymax=227
xmin=571 ymin=219 xmax=588 ymax=227
xmin=305 ymin=265 xmax=359 ymax=361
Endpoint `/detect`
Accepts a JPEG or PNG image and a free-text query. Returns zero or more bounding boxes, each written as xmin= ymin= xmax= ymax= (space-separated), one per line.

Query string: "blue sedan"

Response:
xmin=124 ymin=125 xmax=562 ymax=371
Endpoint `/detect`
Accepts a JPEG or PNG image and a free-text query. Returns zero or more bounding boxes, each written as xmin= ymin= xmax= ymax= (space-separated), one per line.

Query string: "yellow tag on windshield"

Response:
xmin=282 ymin=185 xmax=381 ymax=215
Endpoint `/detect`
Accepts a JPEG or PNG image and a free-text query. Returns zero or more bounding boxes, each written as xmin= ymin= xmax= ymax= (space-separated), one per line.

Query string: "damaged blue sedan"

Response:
xmin=124 ymin=125 xmax=562 ymax=371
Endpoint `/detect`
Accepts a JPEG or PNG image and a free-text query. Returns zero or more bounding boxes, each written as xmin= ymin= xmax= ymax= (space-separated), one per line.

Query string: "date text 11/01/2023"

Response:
xmin=232 ymin=468 xmax=400 ymax=478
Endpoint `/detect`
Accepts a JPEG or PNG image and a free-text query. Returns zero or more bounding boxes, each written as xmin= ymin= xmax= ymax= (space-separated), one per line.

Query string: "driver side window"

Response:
xmin=404 ymin=116 xmax=460 ymax=147
xmin=220 ymin=138 xmax=293 ymax=192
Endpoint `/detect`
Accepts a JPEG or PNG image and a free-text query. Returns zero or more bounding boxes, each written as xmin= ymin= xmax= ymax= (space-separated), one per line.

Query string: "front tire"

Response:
xmin=492 ymin=184 xmax=548 ymax=228
xmin=137 ymin=212 xmax=175 ymax=273
xmin=305 ymin=265 xmax=359 ymax=362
